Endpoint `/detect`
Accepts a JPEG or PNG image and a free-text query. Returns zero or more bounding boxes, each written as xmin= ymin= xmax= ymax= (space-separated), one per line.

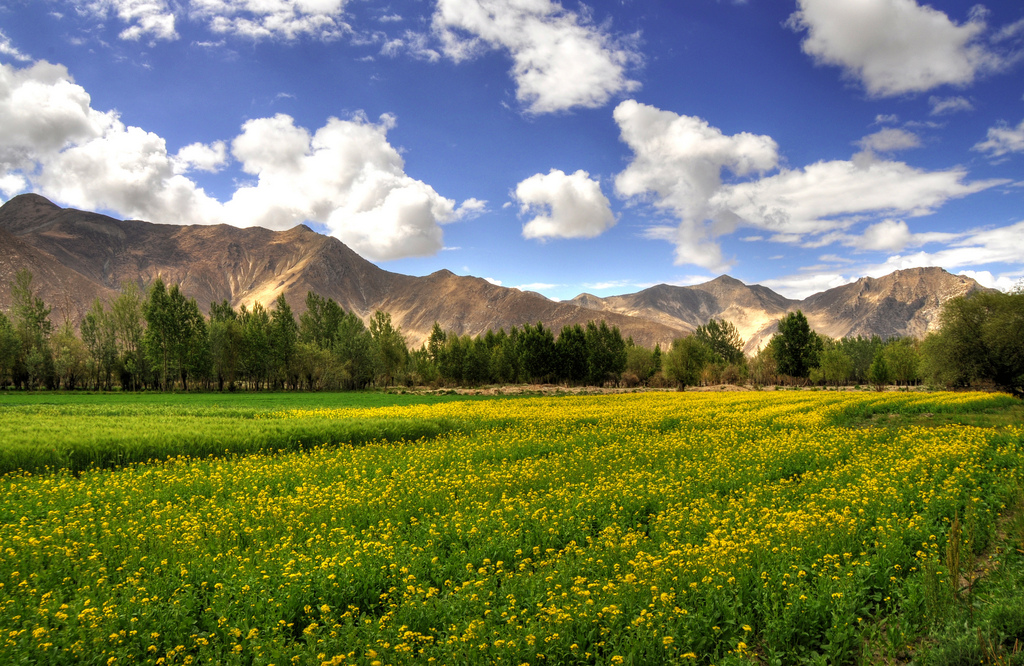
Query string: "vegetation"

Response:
xmin=2 ymin=271 xmax=1022 ymax=395
xmin=1 ymin=390 xmax=1022 ymax=665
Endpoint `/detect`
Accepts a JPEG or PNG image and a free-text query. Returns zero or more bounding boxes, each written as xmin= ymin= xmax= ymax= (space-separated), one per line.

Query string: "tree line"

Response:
xmin=1 ymin=269 xmax=1021 ymax=396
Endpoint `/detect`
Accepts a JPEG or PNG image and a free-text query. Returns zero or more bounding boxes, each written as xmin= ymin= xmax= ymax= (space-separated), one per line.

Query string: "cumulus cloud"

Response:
xmin=613 ymin=99 xmax=779 ymax=270
xmin=973 ymin=118 xmax=1024 ymax=157
xmin=0 ymin=59 xmax=468 ymax=262
xmin=787 ymin=0 xmax=1012 ymax=96
xmin=857 ymin=128 xmax=921 ymax=153
xmin=515 ymin=169 xmax=614 ymax=240
xmin=929 ymin=95 xmax=974 ymax=115
xmin=173 ymin=141 xmax=229 ymax=173
xmin=613 ymin=99 xmax=1003 ymax=270
xmin=431 ymin=0 xmax=641 ymax=113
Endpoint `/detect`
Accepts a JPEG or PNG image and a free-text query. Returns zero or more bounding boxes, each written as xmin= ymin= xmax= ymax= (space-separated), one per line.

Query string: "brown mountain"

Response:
xmin=0 ymin=194 xmax=990 ymax=351
xmin=0 ymin=194 xmax=683 ymax=348
xmin=571 ymin=268 xmax=990 ymax=354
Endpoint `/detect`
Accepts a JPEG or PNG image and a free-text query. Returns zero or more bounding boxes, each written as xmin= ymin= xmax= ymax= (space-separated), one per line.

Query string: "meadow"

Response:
xmin=0 ymin=390 xmax=1022 ymax=665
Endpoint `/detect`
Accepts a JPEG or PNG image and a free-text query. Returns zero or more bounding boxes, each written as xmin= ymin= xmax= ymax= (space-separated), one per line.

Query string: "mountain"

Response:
xmin=0 ymin=194 xmax=683 ymax=348
xmin=0 ymin=194 xmax=991 ymax=352
xmin=572 ymin=268 xmax=990 ymax=354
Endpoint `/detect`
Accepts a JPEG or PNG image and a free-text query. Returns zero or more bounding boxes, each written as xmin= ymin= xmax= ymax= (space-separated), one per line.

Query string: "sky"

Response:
xmin=0 ymin=0 xmax=1023 ymax=301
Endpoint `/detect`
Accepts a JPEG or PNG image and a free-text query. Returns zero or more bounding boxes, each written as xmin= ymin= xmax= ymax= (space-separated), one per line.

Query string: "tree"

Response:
xmin=555 ymin=324 xmax=588 ymax=385
xmin=585 ymin=321 xmax=627 ymax=386
xmin=238 ymin=303 xmax=272 ymax=390
xmin=921 ymin=290 xmax=1024 ymax=396
xmin=664 ymin=336 xmax=714 ymax=389
xmin=817 ymin=346 xmax=853 ymax=386
xmin=111 ymin=282 xmax=145 ymax=390
xmin=0 ymin=312 xmax=21 ymax=387
xmin=369 ymin=310 xmax=407 ymax=387
xmin=143 ymin=279 xmax=207 ymax=390
xmin=693 ymin=319 xmax=745 ymax=365
xmin=883 ymin=338 xmax=920 ymax=386
xmin=80 ymin=299 xmax=118 ymax=389
xmin=520 ymin=322 xmax=555 ymax=383
xmin=270 ymin=294 xmax=299 ymax=389
xmin=868 ymin=353 xmax=891 ymax=391
xmin=335 ymin=312 xmax=374 ymax=390
xmin=209 ymin=301 xmax=242 ymax=391
xmin=52 ymin=322 xmax=89 ymax=390
xmin=10 ymin=269 xmax=54 ymax=388
xmin=774 ymin=311 xmax=822 ymax=379
xmin=624 ymin=344 xmax=658 ymax=386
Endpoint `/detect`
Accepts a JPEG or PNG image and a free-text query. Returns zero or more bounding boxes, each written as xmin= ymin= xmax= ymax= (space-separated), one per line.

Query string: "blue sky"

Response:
xmin=0 ymin=0 xmax=1022 ymax=300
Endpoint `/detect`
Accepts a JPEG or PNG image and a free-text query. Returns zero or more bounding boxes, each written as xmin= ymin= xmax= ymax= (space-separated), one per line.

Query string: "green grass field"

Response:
xmin=0 ymin=390 xmax=1022 ymax=665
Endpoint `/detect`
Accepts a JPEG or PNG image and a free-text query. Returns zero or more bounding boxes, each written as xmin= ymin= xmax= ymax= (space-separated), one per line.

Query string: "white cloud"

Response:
xmin=173 ymin=141 xmax=229 ymax=173
xmin=0 ymin=30 xmax=32 ymax=62
xmin=857 ymin=128 xmax=921 ymax=153
xmin=874 ymin=113 xmax=899 ymax=125
xmin=761 ymin=273 xmax=857 ymax=300
xmin=483 ymin=277 xmax=502 ymax=286
xmin=973 ymin=118 xmax=1024 ymax=157
xmin=614 ymin=99 xmax=778 ymax=270
xmin=929 ymin=95 xmax=974 ymax=115
xmin=66 ymin=0 xmax=352 ymax=42
xmin=787 ymin=0 xmax=1008 ymax=97
xmin=0 ymin=59 xmax=467 ymax=262
xmin=770 ymin=220 xmax=1024 ymax=298
xmin=513 ymin=282 xmax=559 ymax=292
xmin=713 ymin=153 xmax=1000 ymax=237
xmin=0 ymin=61 xmax=114 ymax=170
xmin=454 ymin=197 xmax=488 ymax=219
xmin=224 ymin=112 xmax=460 ymax=260
xmin=613 ymin=100 xmax=1003 ymax=270
xmin=193 ymin=0 xmax=351 ymax=41
xmin=515 ymin=169 xmax=614 ymax=240
xmin=431 ymin=0 xmax=641 ymax=113
xmin=77 ymin=0 xmax=179 ymax=41
xmin=822 ymin=218 xmax=960 ymax=252
xmin=958 ymin=270 xmax=1021 ymax=292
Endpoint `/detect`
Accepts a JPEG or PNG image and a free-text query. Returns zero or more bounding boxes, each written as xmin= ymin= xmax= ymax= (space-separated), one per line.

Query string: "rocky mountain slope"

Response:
xmin=0 ymin=194 xmax=990 ymax=351
xmin=0 ymin=194 xmax=682 ymax=348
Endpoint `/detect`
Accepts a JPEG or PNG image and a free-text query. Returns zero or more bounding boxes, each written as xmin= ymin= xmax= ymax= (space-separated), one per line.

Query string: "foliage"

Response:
xmin=774 ymin=310 xmax=822 ymax=379
xmin=693 ymin=318 xmax=745 ymax=365
xmin=663 ymin=335 xmax=714 ymax=388
xmin=923 ymin=290 xmax=1024 ymax=396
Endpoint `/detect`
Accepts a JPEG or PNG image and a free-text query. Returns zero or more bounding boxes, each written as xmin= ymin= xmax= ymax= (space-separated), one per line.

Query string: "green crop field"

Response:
xmin=1 ymin=391 xmax=1022 ymax=665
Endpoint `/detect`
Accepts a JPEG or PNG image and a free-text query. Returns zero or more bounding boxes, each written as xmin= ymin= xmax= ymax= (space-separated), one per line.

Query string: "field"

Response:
xmin=1 ymin=390 xmax=1023 ymax=665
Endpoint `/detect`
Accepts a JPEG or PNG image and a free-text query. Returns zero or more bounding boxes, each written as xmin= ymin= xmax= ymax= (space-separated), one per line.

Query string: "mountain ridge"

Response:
xmin=0 ymin=194 xmax=991 ymax=351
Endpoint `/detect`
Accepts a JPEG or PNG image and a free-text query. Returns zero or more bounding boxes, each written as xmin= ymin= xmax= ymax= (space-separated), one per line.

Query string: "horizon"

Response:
xmin=0 ymin=0 xmax=1022 ymax=300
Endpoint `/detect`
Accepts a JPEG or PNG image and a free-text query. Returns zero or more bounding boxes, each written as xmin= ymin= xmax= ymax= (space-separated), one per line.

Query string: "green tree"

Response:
xmin=817 ymin=346 xmax=854 ymax=386
xmin=111 ymin=282 xmax=145 ymax=390
xmin=335 ymin=312 xmax=375 ymax=390
xmin=52 ymin=322 xmax=89 ymax=390
xmin=10 ymin=269 xmax=54 ymax=388
xmin=80 ymin=299 xmax=118 ymax=390
xmin=585 ymin=321 xmax=627 ymax=386
xmin=0 ymin=311 xmax=22 ymax=387
xmin=238 ymin=303 xmax=272 ymax=390
xmin=774 ymin=311 xmax=822 ymax=379
xmin=520 ymin=322 xmax=556 ymax=383
xmin=624 ymin=344 xmax=658 ymax=386
xmin=883 ymin=338 xmax=920 ymax=386
xmin=664 ymin=336 xmax=714 ymax=389
xmin=555 ymin=324 xmax=588 ymax=385
xmin=868 ymin=353 xmax=892 ymax=391
xmin=369 ymin=310 xmax=407 ymax=387
xmin=270 ymin=294 xmax=299 ymax=389
xmin=693 ymin=318 xmax=745 ymax=365
xmin=921 ymin=290 xmax=1024 ymax=396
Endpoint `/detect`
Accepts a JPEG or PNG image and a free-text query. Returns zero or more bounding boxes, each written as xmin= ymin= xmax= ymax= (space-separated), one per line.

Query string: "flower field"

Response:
xmin=1 ymin=391 xmax=1022 ymax=665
